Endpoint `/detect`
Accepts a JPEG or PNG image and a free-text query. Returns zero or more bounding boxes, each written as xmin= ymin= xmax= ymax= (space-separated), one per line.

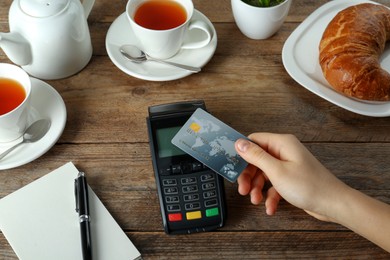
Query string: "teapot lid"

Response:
xmin=19 ymin=0 xmax=70 ymax=18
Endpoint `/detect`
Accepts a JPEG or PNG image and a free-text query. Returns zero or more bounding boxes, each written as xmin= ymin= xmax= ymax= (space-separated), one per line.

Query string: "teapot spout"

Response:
xmin=0 ymin=32 xmax=32 ymax=66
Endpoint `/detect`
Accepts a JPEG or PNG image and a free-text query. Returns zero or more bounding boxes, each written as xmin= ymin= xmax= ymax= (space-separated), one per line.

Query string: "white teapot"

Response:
xmin=0 ymin=0 xmax=95 ymax=80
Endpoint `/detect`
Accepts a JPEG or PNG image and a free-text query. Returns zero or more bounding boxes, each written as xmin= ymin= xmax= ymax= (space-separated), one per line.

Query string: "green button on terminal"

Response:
xmin=206 ymin=207 xmax=219 ymax=217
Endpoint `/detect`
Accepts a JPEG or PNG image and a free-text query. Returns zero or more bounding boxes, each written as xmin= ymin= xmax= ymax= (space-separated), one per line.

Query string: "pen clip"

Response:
xmin=74 ymin=177 xmax=79 ymax=213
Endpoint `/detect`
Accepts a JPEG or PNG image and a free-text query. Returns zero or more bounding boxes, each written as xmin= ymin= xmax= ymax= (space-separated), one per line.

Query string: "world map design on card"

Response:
xmin=171 ymin=108 xmax=248 ymax=182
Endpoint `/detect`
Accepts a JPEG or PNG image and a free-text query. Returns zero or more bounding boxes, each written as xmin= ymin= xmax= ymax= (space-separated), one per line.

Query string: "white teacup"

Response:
xmin=0 ymin=63 xmax=31 ymax=143
xmin=231 ymin=0 xmax=292 ymax=40
xmin=126 ymin=0 xmax=212 ymax=59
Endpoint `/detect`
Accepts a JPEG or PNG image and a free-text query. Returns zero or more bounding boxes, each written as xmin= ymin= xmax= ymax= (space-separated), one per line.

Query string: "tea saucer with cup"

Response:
xmin=0 ymin=63 xmax=31 ymax=143
xmin=105 ymin=9 xmax=217 ymax=81
xmin=126 ymin=0 xmax=213 ymax=60
xmin=0 ymin=78 xmax=66 ymax=170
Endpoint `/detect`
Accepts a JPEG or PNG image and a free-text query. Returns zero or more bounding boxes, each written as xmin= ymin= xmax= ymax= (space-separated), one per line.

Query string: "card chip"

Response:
xmin=189 ymin=122 xmax=201 ymax=132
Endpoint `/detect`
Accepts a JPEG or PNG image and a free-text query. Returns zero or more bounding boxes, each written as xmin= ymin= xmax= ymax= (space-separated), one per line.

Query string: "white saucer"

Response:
xmin=282 ymin=0 xmax=390 ymax=117
xmin=105 ymin=10 xmax=217 ymax=81
xmin=0 ymin=78 xmax=67 ymax=170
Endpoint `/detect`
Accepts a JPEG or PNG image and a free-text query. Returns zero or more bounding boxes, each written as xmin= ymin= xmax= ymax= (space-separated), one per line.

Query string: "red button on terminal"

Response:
xmin=168 ymin=213 xmax=182 ymax=222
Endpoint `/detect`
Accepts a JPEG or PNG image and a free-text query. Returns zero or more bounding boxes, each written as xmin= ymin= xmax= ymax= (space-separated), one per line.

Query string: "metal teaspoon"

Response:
xmin=0 ymin=119 xmax=51 ymax=160
xmin=119 ymin=44 xmax=201 ymax=73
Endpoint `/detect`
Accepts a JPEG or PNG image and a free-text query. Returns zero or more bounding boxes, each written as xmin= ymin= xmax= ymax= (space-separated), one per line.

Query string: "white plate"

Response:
xmin=0 ymin=78 xmax=67 ymax=170
xmin=282 ymin=0 xmax=390 ymax=117
xmin=105 ymin=10 xmax=217 ymax=81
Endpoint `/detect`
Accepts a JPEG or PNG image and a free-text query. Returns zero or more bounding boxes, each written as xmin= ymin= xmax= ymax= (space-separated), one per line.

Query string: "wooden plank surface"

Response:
xmin=1 ymin=0 xmax=390 ymax=258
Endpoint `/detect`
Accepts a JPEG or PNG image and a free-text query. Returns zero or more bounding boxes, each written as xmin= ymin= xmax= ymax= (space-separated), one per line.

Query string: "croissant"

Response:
xmin=319 ymin=3 xmax=390 ymax=101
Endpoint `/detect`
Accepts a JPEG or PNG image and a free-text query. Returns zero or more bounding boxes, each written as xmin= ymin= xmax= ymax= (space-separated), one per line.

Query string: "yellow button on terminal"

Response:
xmin=186 ymin=211 xmax=202 ymax=220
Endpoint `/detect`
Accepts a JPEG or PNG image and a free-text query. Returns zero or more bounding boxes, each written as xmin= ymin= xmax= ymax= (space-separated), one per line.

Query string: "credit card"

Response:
xmin=171 ymin=108 xmax=248 ymax=182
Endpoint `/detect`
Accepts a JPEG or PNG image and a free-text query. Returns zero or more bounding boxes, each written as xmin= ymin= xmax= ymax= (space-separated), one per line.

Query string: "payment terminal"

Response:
xmin=147 ymin=100 xmax=226 ymax=234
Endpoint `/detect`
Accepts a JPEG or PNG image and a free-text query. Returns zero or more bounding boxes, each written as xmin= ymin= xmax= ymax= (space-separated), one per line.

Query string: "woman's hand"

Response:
xmin=235 ymin=133 xmax=390 ymax=252
xmin=235 ymin=133 xmax=347 ymax=221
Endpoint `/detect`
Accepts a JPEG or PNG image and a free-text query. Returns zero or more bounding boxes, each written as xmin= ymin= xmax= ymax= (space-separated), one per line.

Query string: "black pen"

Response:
xmin=75 ymin=172 xmax=92 ymax=260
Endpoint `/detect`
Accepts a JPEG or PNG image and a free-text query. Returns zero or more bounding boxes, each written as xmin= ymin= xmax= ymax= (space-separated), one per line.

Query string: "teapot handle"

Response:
xmin=82 ymin=0 xmax=95 ymax=18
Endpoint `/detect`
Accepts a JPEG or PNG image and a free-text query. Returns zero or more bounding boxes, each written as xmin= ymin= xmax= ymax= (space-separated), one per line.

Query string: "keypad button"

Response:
xmin=162 ymin=179 xmax=177 ymax=186
xmin=192 ymin=162 xmax=203 ymax=172
xmin=167 ymin=204 xmax=181 ymax=212
xmin=165 ymin=196 xmax=179 ymax=203
xmin=184 ymin=194 xmax=199 ymax=202
xmin=181 ymin=177 xmax=197 ymax=185
xmin=186 ymin=211 xmax=202 ymax=220
xmin=185 ymin=202 xmax=201 ymax=211
xmin=164 ymin=187 xmax=178 ymax=195
xmin=206 ymin=207 xmax=219 ymax=217
xmin=168 ymin=213 xmax=182 ymax=222
xmin=201 ymin=173 xmax=215 ymax=182
xmin=205 ymin=199 xmax=218 ymax=208
xmin=181 ymin=163 xmax=193 ymax=174
xmin=203 ymin=190 xmax=216 ymax=199
xmin=160 ymin=167 xmax=172 ymax=175
xmin=182 ymin=185 xmax=198 ymax=193
xmin=202 ymin=182 xmax=215 ymax=190
xmin=171 ymin=164 xmax=182 ymax=174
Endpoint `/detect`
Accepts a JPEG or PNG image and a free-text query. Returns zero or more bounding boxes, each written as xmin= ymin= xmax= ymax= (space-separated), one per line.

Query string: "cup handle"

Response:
xmin=181 ymin=20 xmax=213 ymax=49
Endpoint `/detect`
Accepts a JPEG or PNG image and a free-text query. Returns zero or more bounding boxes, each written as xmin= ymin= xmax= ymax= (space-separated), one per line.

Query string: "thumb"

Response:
xmin=235 ymin=138 xmax=282 ymax=178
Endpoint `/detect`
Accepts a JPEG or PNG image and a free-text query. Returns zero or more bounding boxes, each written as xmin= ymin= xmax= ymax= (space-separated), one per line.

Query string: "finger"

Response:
xmin=248 ymin=132 xmax=310 ymax=163
xmin=247 ymin=132 xmax=286 ymax=159
xmin=235 ymin=138 xmax=283 ymax=181
xmin=237 ymin=164 xmax=258 ymax=195
xmin=265 ymin=187 xmax=282 ymax=215
xmin=239 ymin=163 xmax=259 ymax=180
xmin=249 ymin=171 xmax=266 ymax=205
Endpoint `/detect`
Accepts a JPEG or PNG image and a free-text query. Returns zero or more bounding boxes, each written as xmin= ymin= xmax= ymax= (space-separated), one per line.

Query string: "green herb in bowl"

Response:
xmin=242 ymin=0 xmax=285 ymax=7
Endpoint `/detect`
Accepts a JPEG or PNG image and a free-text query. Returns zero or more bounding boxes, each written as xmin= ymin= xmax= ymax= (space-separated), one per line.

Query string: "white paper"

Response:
xmin=0 ymin=162 xmax=141 ymax=260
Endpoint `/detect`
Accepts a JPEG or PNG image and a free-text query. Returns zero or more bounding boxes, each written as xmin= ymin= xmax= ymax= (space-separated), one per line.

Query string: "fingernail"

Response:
xmin=236 ymin=139 xmax=250 ymax=152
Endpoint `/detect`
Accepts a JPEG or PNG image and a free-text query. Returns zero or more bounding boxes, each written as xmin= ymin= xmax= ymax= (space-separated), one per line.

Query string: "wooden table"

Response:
xmin=1 ymin=0 xmax=389 ymax=258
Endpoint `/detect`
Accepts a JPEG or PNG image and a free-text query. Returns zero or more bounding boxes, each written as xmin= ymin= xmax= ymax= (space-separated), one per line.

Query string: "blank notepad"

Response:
xmin=0 ymin=162 xmax=141 ymax=260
